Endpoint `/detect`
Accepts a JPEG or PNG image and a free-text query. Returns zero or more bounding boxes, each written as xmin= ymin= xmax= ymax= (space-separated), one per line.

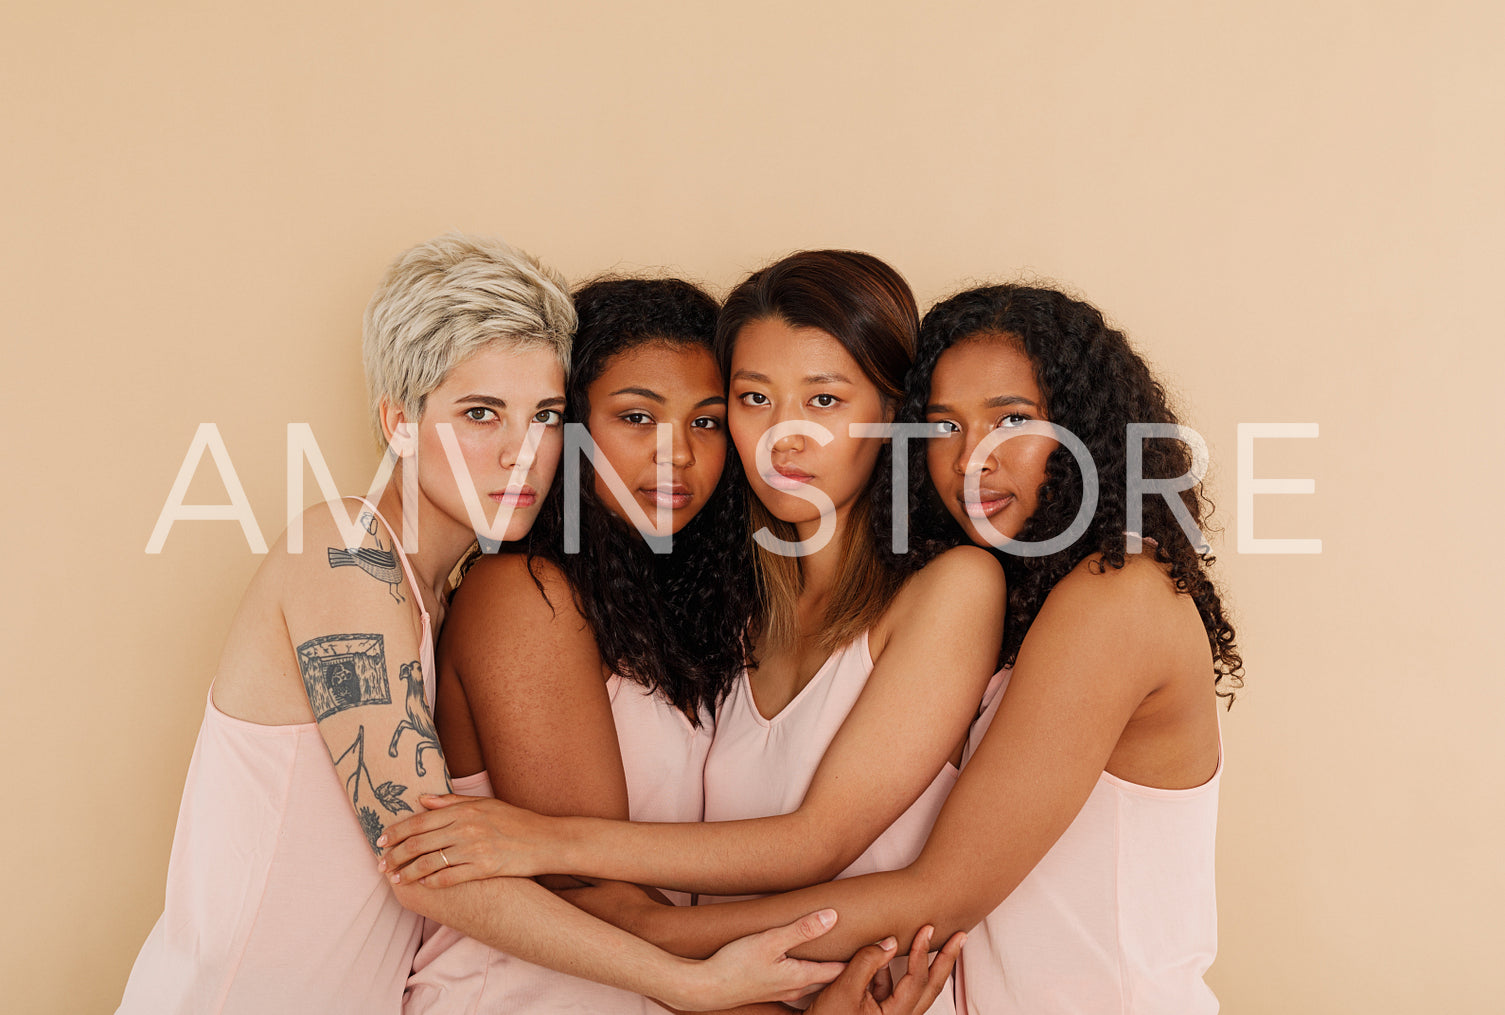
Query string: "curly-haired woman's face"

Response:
xmin=585 ymin=342 xmax=728 ymax=535
xmin=924 ymin=334 xmax=1055 ymax=547
xmin=727 ymin=317 xmax=892 ymax=537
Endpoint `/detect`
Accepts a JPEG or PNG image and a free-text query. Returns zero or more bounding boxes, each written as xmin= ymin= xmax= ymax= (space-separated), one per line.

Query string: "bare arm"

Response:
xmin=541 ymin=557 xmax=1213 ymax=962
xmin=284 ymin=508 xmax=841 ymax=1008
xmin=386 ymin=546 xmax=1006 ymax=896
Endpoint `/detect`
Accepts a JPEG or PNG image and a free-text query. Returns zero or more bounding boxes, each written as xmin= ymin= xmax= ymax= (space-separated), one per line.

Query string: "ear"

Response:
xmin=379 ymin=398 xmax=417 ymax=457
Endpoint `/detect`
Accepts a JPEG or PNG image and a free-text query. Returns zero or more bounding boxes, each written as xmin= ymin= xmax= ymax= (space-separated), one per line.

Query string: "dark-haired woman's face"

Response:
xmin=924 ymin=334 xmax=1055 ymax=547
xmin=585 ymin=342 xmax=727 ymax=535
xmin=728 ymin=317 xmax=891 ymax=538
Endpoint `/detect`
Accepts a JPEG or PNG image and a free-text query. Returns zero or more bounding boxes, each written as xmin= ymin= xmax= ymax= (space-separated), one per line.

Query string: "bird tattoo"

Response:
xmin=327 ymin=511 xmax=406 ymax=602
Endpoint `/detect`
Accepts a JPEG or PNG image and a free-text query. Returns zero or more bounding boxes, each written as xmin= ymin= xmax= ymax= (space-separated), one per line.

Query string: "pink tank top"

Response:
xmin=404 ymin=675 xmax=712 ymax=1014
xmin=954 ymin=668 xmax=1221 ymax=1015
xmin=118 ymin=499 xmax=435 ymax=1015
xmin=702 ymin=631 xmax=958 ymax=1015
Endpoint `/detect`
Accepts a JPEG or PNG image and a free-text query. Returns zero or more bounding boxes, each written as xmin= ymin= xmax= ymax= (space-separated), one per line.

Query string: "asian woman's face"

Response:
xmin=924 ymin=334 xmax=1056 ymax=547
xmin=584 ymin=341 xmax=728 ymax=535
xmin=727 ymin=317 xmax=892 ymax=537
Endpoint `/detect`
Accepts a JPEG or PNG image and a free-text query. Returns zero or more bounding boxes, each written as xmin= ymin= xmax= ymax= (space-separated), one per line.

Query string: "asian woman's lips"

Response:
xmin=960 ymin=488 xmax=1013 ymax=520
xmin=489 ymin=486 xmax=538 ymax=507
xmin=762 ymin=464 xmax=814 ymax=492
xmin=640 ymin=484 xmax=693 ymax=510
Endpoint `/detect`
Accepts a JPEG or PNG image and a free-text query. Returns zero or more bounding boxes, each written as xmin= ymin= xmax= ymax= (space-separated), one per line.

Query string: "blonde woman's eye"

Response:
xmin=465 ymin=407 xmax=497 ymax=422
xmin=534 ymin=409 xmax=564 ymax=426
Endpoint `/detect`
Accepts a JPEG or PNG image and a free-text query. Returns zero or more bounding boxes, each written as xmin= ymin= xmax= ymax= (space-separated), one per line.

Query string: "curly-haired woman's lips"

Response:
xmin=641 ymin=484 xmax=692 ymax=509
xmin=962 ymin=490 xmax=1013 ymax=519
xmin=764 ymin=465 xmax=813 ymax=491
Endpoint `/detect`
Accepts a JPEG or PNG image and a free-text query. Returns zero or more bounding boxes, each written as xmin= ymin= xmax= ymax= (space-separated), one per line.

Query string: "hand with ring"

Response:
xmin=377 ymin=792 xmax=562 ymax=887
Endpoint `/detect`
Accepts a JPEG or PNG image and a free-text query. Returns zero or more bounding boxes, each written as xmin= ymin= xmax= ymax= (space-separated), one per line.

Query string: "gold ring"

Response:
xmin=440 ymin=849 xmax=451 ymax=868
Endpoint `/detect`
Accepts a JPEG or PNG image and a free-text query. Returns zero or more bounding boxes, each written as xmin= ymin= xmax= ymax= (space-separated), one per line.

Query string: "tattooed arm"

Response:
xmin=279 ymin=504 xmax=452 ymax=853
xmin=268 ymin=504 xmax=842 ymax=1010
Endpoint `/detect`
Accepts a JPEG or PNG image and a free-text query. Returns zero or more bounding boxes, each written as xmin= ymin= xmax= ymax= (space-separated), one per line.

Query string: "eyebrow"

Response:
xmin=695 ymin=395 xmax=727 ymax=408
xmin=730 ymin=369 xmax=856 ymax=386
xmin=924 ymin=395 xmax=1039 ymax=413
xmin=608 ymin=386 xmax=666 ymax=404
xmin=454 ymin=394 xmax=566 ymax=409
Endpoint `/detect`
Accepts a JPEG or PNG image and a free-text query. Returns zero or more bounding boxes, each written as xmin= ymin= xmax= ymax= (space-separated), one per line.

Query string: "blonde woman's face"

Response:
xmin=394 ymin=343 xmax=566 ymax=543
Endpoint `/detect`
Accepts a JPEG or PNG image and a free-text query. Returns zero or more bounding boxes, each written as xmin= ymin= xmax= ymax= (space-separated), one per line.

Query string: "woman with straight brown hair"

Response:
xmin=383 ymin=250 xmax=1004 ymax=1012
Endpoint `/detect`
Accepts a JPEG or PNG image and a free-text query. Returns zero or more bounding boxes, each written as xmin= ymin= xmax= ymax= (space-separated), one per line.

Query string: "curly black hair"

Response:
xmin=518 ymin=276 xmax=756 ymax=722
xmin=900 ymin=285 xmax=1243 ymax=703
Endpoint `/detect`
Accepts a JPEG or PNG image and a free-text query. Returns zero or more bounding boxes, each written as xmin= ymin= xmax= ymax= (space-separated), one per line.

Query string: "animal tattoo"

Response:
xmin=326 ymin=511 xmax=406 ymax=602
xmin=388 ymin=659 xmax=443 ymax=780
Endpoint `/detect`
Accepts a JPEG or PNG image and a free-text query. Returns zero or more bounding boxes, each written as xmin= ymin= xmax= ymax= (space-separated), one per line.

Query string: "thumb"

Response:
xmin=763 ymin=908 xmax=839 ymax=954
xmin=841 ymin=938 xmax=900 ymax=995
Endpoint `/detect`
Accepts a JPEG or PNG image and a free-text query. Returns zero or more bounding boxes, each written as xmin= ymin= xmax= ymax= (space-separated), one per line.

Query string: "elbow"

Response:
xmin=906 ymin=853 xmax=1003 ymax=943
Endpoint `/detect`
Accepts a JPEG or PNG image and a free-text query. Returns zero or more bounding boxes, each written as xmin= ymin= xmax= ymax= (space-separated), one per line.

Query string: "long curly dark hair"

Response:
xmin=521 ymin=276 xmax=756 ymax=722
xmin=901 ymin=284 xmax=1243 ymax=702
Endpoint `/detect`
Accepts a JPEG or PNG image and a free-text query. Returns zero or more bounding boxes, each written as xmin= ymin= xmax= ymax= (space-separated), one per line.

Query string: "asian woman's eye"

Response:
xmin=811 ymin=393 xmax=839 ymax=409
xmin=465 ymin=406 xmax=498 ymax=423
xmin=533 ymin=408 xmax=564 ymax=427
xmin=622 ymin=412 xmax=653 ymax=426
xmin=691 ymin=416 xmax=722 ymax=431
xmin=739 ymin=391 xmax=770 ymax=407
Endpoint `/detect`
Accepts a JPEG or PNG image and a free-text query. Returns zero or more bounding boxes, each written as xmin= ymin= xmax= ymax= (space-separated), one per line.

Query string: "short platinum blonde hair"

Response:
xmin=362 ymin=233 xmax=575 ymax=440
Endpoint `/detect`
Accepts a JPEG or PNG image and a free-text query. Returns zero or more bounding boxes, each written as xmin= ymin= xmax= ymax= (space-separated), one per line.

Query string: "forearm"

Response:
xmin=394 ymin=875 xmax=701 ymax=1007
xmin=638 ymin=864 xmax=967 ymax=962
xmin=555 ymin=811 xmax=863 ymax=896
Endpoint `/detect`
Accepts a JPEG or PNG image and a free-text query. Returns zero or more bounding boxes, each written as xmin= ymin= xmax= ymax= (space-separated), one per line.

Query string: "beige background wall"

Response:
xmin=4 ymin=2 xmax=1501 ymax=1011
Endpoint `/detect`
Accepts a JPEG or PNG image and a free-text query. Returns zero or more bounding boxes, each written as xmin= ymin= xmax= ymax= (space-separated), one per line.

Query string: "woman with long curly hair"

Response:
xmin=385 ymin=252 xmax=1005 ymax=1013
xmin=386 ymin=279 xmax=1240 ymax=1013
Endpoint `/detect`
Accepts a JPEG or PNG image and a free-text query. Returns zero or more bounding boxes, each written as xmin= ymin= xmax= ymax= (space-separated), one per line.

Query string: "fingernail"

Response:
xmin=957 ymin=932 xmax=968 ymax=948
xmin=377 ymin=859 xmax=387 ymax=872
xmin=877 ymin=936 xmax=897 ymax=951
xmin=376 ymin=835 xmax=387 ymax=847
xmin=817 ymin=909 xmax=837 ymax=928
xmin=389 ymin=873 xmax=401 ymax=884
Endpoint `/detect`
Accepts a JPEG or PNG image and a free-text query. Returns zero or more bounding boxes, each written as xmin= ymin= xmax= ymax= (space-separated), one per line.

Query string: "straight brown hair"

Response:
xmin=716 ymin=250 xmax=919 ymax=654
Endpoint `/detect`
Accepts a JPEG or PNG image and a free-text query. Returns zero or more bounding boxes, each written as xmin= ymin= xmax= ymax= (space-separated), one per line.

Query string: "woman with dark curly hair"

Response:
xmin=386 ymin=281 xmax=1240 ymax=1014
xmin=398 ymin=277 xmax=848 ymax=1013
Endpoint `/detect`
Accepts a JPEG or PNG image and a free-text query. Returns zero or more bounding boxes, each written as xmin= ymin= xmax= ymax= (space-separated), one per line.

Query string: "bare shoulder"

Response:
xmin=1035 ymin=552 xmax=1206 ymax=664
xmin=905 ymin=544 xmax=1005 ymax=599
xmin=274 ymin=501 xmax=417 ymax=617
xmin=876 ymin=545 xmax=1005 ymax=656
xmin=444 ymin=552 xmax=592 ymax=665
xmin=451 ymin=552 xmax=577 ymax=623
